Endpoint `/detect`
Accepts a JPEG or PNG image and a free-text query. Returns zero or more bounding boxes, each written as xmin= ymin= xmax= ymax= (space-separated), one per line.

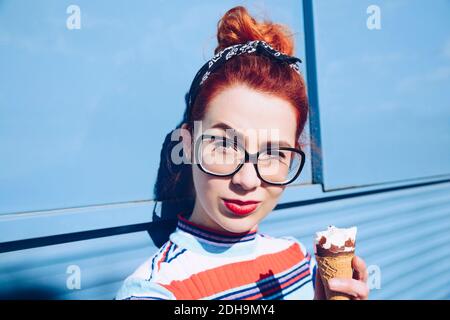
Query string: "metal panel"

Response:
xmin=1 ymin=0 xmax=449 ymax=301
xmin=260 ymin=181 xmax=450 ymax=299
xmin=0 ymin=0 xmax=311 ymax=215
xmin=307 ymin=0 xmax=450 ymax=190
xmin=0 ymin=200 xmax=156 ymax=243
xmin=1 ymin=181 xmax=449 ymax=299
xmin=0 ymin=231 xmax=154 ymax=299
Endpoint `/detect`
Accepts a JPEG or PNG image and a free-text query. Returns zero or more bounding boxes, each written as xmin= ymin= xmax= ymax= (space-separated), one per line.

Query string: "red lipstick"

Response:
xmin=222 ymin=198 xmax=261 ymax=216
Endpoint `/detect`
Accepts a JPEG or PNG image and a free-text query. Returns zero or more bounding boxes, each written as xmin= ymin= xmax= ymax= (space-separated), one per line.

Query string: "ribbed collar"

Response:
xmin=176 ymin=213 xmax=258 ymax=246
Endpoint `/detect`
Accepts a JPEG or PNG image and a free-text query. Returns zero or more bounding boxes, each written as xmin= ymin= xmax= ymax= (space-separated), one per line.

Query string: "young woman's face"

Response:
xmin=182 ymin=84 xmax=298 ymax=233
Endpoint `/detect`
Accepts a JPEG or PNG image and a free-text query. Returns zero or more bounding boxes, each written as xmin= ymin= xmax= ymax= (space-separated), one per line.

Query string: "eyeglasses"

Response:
xmin=193 ymin=134 xmax=305 ymax=186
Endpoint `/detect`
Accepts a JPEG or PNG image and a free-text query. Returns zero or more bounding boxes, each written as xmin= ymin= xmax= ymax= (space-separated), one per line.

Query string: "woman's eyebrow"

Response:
xmin=209 ymin=122 xmax=294 ymax=148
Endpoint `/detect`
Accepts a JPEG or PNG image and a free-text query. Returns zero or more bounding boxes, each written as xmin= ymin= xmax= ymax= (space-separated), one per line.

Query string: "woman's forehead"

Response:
xmin=202 ymin=85 xmax=298 ymax=145
xmin=202 ymin=121 xmax=295 ymax=149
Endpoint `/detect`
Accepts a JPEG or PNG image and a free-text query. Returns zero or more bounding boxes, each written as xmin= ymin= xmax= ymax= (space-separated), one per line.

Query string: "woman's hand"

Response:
xmin=314 ymin=255 xmax=369 ymax=300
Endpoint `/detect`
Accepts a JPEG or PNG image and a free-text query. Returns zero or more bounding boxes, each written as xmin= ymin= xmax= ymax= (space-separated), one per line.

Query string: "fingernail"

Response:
xmin=328 ymin=279 xmax=343 ymax=289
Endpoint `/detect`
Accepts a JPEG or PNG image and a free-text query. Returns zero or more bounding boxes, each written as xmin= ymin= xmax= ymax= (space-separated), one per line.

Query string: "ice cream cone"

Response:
xmin=315 ymin=251 xmax=354 ymax=300
xmin=314 ymin=225 xmax=357 ymax=300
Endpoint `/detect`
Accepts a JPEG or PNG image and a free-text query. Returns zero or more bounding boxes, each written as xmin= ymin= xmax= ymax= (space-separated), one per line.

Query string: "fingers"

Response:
xmin=352 ymin=255 xmax=368 ymax=283
xmin=328 ymin=278 xmax=370 ymax=300
xmin=315 ymin=255 xmax=370 ymax=300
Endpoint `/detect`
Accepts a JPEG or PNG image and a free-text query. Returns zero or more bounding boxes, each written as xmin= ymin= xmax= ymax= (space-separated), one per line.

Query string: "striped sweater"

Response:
xmin=116 ymin=213 xmax=317 ymax=300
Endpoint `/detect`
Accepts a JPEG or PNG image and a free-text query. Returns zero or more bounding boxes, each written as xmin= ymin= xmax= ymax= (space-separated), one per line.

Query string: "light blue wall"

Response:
xmin=0 ymin=0 xmax=449 ymax=300
xmin=311 ymin=0 xmax=450 ymax=190
xmin=0 ymin=0 xmax=312 ymax=215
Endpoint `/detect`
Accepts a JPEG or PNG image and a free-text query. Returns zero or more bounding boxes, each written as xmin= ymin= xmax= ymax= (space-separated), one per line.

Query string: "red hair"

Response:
xmin=155 ymin=6 xmax=309 ymax=204
xmin=186 ymin=5 xmax=309 ymax=148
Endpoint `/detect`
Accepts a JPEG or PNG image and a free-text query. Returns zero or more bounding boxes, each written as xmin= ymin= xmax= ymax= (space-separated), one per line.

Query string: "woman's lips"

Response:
xmin=222 ymin=198 xmax=261 ymax=216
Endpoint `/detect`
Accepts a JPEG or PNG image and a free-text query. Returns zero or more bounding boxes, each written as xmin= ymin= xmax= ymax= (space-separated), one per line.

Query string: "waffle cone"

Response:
xmin=315 ymin=252 xmax=354 ymax=300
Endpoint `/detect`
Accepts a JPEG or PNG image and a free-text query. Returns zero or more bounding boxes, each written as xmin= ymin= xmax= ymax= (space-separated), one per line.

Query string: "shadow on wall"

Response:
xmin=0 ymin=286 xmax=60 ymax=300
xmin=0 ymin=97 xmax=195 ymax=299
xmin=0 ymin=216 xmax=191 ymax=300
xmin=150 ymin=197 xmax=194 ymax=249
xmin=151 ymin=92 xmax=196 ymax=248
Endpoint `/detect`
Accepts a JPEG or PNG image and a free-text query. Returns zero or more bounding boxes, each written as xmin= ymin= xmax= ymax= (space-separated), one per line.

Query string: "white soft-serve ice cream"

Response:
xmin=314 ymin=225 xmax=357 ymax=255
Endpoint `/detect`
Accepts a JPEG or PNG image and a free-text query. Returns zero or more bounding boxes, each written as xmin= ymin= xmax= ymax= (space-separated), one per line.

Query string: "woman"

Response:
xmin=116 ymin=6 xmax=369 ymax=300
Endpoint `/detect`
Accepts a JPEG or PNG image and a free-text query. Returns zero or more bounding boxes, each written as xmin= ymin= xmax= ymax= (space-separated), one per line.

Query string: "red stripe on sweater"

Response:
xmin=160 ymin=242 xmax=305 ymax=299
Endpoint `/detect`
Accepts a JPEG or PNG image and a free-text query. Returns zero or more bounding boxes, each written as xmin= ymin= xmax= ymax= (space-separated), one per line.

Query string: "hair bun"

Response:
xmin=215 ymin=6 xmax=295 ymax=56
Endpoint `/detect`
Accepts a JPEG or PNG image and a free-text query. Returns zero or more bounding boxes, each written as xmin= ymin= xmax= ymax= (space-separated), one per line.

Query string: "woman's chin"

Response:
xmin=217 ymin=211 xmax=258 ymax=233
xmin=223 ymin=223 xmax=255 ymax=234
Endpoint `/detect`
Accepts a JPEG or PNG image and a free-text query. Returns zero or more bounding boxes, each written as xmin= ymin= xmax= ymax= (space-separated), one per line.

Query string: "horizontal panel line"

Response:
xmin=322 ymin=173 xmax=450 ymax=192
xmin=275 ymin=177 xmax=450 ymax=210
xmin=0 ymin=196 xmax=192 ymax=218
xmin=2 ymin=178 xmax=449 ymax=253
xmin=0 ymin=221 xmax=155 ymax=254
xmin=0 ymin=199 xmax=153 ymax=218
xmin=3 ymin=176 xmax=448 ymax=218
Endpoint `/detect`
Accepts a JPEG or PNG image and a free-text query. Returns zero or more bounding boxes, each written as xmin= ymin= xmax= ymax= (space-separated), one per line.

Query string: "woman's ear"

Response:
xmin=180 ymin=123 xmax=193 ymax=163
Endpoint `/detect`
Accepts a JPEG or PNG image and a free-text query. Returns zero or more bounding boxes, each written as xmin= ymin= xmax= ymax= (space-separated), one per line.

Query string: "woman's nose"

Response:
xmin=231 ymin=162 xmax=261 ymax=190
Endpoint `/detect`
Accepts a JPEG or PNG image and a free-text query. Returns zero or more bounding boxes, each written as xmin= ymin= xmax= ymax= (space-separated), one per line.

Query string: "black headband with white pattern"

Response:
xmin=183 ymin=40 xmax=302 ymax=123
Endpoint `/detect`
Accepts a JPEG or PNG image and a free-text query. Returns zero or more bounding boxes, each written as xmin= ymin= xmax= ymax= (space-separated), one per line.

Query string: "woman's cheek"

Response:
xmin=265 ymin=187 xmax=284 ymax=208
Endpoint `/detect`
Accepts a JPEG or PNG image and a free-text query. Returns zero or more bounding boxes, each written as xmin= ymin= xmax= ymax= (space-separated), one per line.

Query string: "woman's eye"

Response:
xmin=213 ymin=140 xmax=236 ymax=150
xmin=267 ymin=150 xmax=286 ymax=158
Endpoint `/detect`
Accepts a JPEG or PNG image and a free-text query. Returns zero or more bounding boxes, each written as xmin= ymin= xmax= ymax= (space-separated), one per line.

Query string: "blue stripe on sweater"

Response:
xmin=211 ymin=259 xmax=311 ymax=300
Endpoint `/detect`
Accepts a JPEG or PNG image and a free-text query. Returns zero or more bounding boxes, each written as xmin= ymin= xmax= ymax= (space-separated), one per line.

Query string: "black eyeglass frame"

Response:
xmin=193 ymin=134 xmax=306 ymax=186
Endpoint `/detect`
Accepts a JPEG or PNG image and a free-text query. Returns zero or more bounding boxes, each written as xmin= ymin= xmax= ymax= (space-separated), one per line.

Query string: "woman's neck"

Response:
xmin=188 ymin=200 xmax=226 ymax=231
